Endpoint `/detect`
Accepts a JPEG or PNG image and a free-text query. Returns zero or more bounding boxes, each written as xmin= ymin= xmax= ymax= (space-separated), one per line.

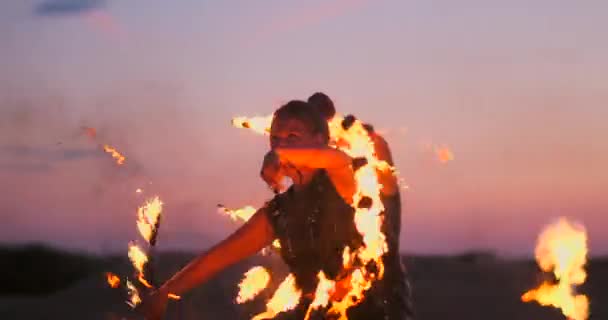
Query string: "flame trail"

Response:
xmin=252 ymin=274 xmax=302 ymax=320
xmin=237 ymin=266 xmax=272 ymax=304
xmin=218 ymin=204 xmax=257 ymax=222
xmin=103 ymin=144 xmax=126 ymax=165
xmin=522 ymin=217 xmax=589 ymax=320
xmin=232 ymin=115 xmax=273 ymax=135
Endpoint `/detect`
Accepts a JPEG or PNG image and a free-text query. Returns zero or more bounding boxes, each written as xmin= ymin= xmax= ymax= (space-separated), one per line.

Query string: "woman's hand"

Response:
xmin=136 ymin=286 xmax=170 ymax=320
xmin=260 ymin=150 xmax=285 ymax=193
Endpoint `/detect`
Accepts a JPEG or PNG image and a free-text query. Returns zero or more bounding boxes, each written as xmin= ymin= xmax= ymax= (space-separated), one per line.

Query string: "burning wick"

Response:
xmin=521 ymin=217 xmax=589 ymax=320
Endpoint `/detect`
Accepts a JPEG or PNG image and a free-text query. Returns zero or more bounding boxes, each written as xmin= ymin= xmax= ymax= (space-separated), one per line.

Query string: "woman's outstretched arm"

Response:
xmin=138 ymin=207 xmax=274 ymax=319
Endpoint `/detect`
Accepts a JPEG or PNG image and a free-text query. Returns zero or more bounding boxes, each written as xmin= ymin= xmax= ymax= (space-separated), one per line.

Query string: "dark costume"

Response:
xmin=265 ymin=170 xmax=414 ymax=319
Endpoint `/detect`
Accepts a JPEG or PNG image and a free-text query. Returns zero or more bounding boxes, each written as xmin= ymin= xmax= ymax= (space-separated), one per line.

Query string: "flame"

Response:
xmin=229 ymin=113 xmax=395 ymax=318
xmin=103 ymin=144 xmax=126 ymax=165
xmin=106 ymin=272 xmax=121 ymax=288
xmin=135 ymin=188 xmax=143 ymax=194
xmin=231 ymin=115 xmax=273 ymax=135
xmin=137 ymin=196 xmax=163 ymax=243
xmin=434 ymin=145 xmax=454 ymax=164
xmin=252 ymin=274 xmax=302 ymax=320
xmin=126 ymin=280 xmax=142 ymax=308
xmin=128 ymin=242 xmax=148 ymax=276
xmin=236 ymin=266 xmax=272 ymax=304
xmin=522 ymin=218 xmax=589 ymax=320
xmin=218 ymin=205 xmax=257 ymax=222
xmin=304 ymin=271 xmax=336 ymax=320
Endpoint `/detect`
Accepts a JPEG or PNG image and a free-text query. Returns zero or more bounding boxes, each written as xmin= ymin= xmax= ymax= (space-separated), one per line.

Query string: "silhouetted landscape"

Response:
xmin=0 ymin=244 xmax=605 ymax=320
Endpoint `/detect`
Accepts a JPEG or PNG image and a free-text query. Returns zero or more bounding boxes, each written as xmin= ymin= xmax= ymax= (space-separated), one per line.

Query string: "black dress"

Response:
xmin=265 ymin=170 xmax=414 ymax=320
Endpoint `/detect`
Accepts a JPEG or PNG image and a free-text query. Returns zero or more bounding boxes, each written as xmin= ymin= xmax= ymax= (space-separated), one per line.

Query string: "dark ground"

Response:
xmin=0 ymin=245 xmax=605 ymax=320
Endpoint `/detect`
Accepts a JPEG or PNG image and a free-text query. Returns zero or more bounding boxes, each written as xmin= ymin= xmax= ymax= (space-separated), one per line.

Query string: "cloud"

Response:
xmin=34 ymin=0 xmax=106 ymax=17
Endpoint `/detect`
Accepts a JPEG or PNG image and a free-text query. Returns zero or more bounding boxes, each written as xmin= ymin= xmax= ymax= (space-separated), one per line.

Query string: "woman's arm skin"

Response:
xmin=138 ymin=208 xmax=275 ymax=320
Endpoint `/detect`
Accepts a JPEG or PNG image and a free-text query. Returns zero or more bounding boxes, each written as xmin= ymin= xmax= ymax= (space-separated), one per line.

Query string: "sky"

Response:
xmin=1 ymin=0 xmax=607 ymax=256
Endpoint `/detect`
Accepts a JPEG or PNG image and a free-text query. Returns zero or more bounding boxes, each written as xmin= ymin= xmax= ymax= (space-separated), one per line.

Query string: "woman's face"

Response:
xmin=269 ymin=117 xmax=324 ymax=150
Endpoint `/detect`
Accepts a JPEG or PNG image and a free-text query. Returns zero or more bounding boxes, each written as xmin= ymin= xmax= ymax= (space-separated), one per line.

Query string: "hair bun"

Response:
xmin=307 ymin=92 xmax=336 ymax=121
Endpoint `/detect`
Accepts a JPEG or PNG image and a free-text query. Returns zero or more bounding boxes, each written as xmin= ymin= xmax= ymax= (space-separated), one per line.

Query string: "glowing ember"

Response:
xmin=137 ymin=196 xmax=163 ymax=243
xmin=218 ymin=205 xmax=257 ymax=222
xmin=236 ymin=266 xmax=271 ymax=304
xmin=231 ymin=115 xmax=273 ymax=135
xmin=522 ymin=218 xmax=589 ymax=320
xmin=252 ymin=274 xmax=302 ymax=320
xmin=168 ymin=293 xmax=181 ymax=300
xmin=434 ymin=145 xmax=454 ymax=164
xmin=126 ymin=280 xmax=142 ymax=308
xmin=106 ymin=272 xmax=120 ymax=288
xmin=135 ymin=188 xmax=143 ymax=194
xmin=81 ymin=126 xmax=97 ymax=139
xmin=103 ymin=144 xmax=126 ymax=165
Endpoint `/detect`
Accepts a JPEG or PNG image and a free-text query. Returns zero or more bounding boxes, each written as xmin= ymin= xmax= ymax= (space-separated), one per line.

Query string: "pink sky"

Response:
xmin=0 ymin=0 xmax=606 ymax=256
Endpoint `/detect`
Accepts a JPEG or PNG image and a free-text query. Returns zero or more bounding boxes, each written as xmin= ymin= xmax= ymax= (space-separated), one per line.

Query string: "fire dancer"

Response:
xmin=139 ymin=100 xmax=412 ymax=319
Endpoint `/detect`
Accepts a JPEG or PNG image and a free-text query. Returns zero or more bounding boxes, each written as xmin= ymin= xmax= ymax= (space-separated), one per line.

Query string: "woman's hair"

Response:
xmin=307 ymin=92 xmax=336 ymax=121
xmin=273 ymin=100 xmax=330 ymax=144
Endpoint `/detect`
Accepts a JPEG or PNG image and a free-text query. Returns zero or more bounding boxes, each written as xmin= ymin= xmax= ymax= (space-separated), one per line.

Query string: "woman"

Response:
xmin=139 ymin=100 xmax=411 ymax=319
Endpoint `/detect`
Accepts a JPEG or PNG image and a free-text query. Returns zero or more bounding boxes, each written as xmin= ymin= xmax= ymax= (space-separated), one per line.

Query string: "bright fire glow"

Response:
xmin=106 ymin=272 xmax=120 ymax=288
xmin=103 ymin=144 xmax=126 ymax=165
xmin=137 ymin=196 xmax=163 ymax=243
xmin=128 ymin=242 xmax=148 ymax=275
xmin=304 ymin=271 xmax=336 ymax=320
xmin=232 ymin=115 xmax=273 ymax=135
xmin=252 ymin=274 xmax=302 ymax=320
xmin=521 ymin=218 xmax=589 ymax=320
xmin=126 ymin=280 xmax=141 ymax=308
xmin=237 ymin=266 xmax=271 ymax=304
xmin=231 ymin=111 xmax=395 ymax=318
xmin=218 ymin=205 xmax=257 ymax=222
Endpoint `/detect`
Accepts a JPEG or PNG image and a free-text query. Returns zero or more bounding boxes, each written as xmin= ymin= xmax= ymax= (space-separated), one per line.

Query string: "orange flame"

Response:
xmin=236 ymin=266 xmax=271 ymax=304
xmin=304 ymin=271 xmax=336 ymax=320
xmin=229 ymin=112 xmax=395 ymax=318
xmin=137 ymin=196 xmax=163 ymax=243
xmin=103 ymin=144 xmax=126 ymax=165
xmin=252 ymin=274 xmax=302 ymax=320
xmin=128 ymin=242 xmax=148 ymax=277
xmin=218 ymin=205 xmax=257 ymax=222
xmin=231 ymin=115 xmax=273 ymax=135
xmin=125 ymin=280 xmax=142 ymax=308
xmin=522 ymin=218 xmax=589 ymax=320
xmin=106 ymin=272 xmax=121 ymax=288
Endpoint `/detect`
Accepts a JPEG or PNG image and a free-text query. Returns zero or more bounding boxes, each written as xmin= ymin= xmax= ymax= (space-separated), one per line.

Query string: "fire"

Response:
xmin=106 ymin=272 xmax=121 ymax=288
xmin=521 ymin=218 xmax=589 ymax=320
xmin=218 ymin=205 xmax=257 ymax=222
xmin=252 ymin=274 xmax=302 ymax=320
xmin=128 ymin=242 xmax=148 ymax=276
xmin=103 ymin=144 xmax=126 ymax=165
xmin=434 ymin=145 xmax=454 ymax=164
xmin=304 ymin=272 xmax=336 ymax=320
xmin=137 ymin=196 xmax=163 ymax=243
xmin=126 ymin=280 xmax=142 ymax=308
xmin=136 ymin=188 xmax=143 ymax=194
xmin=231 ymin=115 xmax=273 ymax=135
xmin=236 ymin=266 xmax=272 ymax=304
xmin=230 ymin=112 xmax=395 ymax=318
